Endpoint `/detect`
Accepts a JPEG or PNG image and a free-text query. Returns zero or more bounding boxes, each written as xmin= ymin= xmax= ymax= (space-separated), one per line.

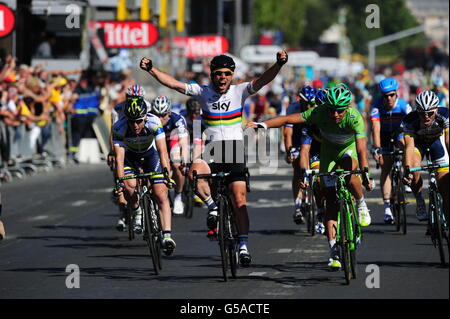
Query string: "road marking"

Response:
xmin=277 ymin=248 xmax=293 ymax=253
xmin=71 ymin=200 xmax=87 ymax=207
xmin=28 ymin=215 xmax=49 ymax=221
xmin=249 ymin=272 xmax=267 ymax=277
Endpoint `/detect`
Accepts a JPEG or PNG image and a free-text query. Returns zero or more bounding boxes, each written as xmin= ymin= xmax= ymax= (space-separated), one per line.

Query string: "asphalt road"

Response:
xmin=0 ymin=157 xmax=448 ymax=302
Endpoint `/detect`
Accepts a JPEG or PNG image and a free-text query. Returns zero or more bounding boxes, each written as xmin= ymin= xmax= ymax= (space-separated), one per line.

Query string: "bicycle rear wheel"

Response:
xmin=217 ymin=196 xmax=229 ymax=281
xmin=143 ymin=194 xmax=161 ymax=275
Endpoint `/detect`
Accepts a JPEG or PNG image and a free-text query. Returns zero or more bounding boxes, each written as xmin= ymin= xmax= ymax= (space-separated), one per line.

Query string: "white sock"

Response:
xmin=328 ymin=240 xmax=336 ymax=250
xmin=356 ymin=197 xmax=366 ymax=207
xmin=174 ymin=192 xmax=182 ymax=201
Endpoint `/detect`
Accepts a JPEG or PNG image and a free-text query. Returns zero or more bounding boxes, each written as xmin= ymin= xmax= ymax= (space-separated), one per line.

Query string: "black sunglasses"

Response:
xmin=327 ymin=107 xmax=347 ymax=114
xmin=418 ymin=110 xmax=436 ymax=117
xmin=213 ymin=70 xmax=233 ymax=76
xmin=128 ymin=118 xmax=144 ymax=124
xmin=383 ymin=93 xmax=397 ymax=99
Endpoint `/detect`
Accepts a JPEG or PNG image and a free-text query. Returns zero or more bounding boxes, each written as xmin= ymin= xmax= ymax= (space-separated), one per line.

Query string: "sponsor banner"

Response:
xmin=89 ymin=21 xmax=158 ymax=48
xmin=173 ymin=35 xmax=229 ymax=58
xmin=0 ymin=4 xmax=15 ymax=38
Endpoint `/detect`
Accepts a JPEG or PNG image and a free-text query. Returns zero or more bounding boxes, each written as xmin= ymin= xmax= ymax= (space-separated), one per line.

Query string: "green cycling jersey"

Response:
xmin=301 ymin=105 xmax=366 ymax=172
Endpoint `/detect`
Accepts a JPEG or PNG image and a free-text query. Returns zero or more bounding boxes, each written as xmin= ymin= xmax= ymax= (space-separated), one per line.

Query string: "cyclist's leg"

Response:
xmin=379 ymin=154 xmax=394 ymax=222
xmin=437 ymin=171 xmax=449 ymax=220
xmin=292 ymin=157 xmax=304 ymax=223
xmin=229 ymin=181 xmax=249 ymax=236
xmin=229 ymin=179 xmax=252 ymax=266
xmin=337 ymin=150 xmax=371 ymax=227
xmin=430 ymin=135 xmax=449 ymax=220
xmin=311 ymin=156 xmax=325 ymax=234
xmin=170 ymin=147 xmax=186 ymax=215
xmin=410 ymin=146 xmax=427 ymax=220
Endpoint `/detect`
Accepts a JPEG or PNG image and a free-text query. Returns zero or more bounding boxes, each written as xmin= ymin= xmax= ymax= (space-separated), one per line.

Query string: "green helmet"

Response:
xmin=326 ymin=85 xmax=352 ymax=108
xmin=124 ymin=96 xmax=147 ymax=120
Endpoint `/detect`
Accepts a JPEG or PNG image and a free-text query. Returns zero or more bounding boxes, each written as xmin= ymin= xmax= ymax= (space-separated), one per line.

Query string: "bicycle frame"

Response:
xmin=408 ymin=155 xmax=449 ymax=265
xmin=315 ymin=168 xmax=367 ymax=284
xmin=192 ymin=169 xmax=250 ymax=281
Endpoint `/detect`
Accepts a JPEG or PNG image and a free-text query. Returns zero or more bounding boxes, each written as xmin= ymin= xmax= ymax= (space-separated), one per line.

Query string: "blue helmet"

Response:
xmin=298 ymin=86 xmax=317 ymax=103
xmin=379 ymin=78 xmax=398 ymax=93
xmin=316 ymin=88 xmax=328 ymax=105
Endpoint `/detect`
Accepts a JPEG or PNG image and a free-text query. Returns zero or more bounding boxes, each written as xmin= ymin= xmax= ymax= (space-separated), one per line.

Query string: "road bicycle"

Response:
xmin=316 ymin=168 xmax=369 ymax=285
xmin=299 ymin=168 xmax=320 ymax=236
xmin=406 ymin=151 xmax=449 ymax=266
xmin=377 ymin=143 xmax=407 ymax=234
xmin=193 ymin=169 xmax=250 ymax=282
xmin=180 ymin=163 xmax=194 ymax=219
xmin=119 ymin=169 xmax=172 ymax=275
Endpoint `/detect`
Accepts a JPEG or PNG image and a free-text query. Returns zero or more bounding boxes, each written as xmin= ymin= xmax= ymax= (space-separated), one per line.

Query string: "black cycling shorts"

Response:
xmin=203 ymin=140 xmax=247 ymax=183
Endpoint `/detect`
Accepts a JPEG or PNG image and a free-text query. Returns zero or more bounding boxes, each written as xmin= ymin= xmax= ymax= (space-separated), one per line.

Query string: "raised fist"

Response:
xmin=276 ymin=51 xmax=288 ymax=66
xmin=140 ymin=57 xmax=153 ymax=72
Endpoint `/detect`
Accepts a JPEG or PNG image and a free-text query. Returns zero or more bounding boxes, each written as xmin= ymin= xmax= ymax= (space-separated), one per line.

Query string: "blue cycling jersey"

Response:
xmin=370 ymin=97 xmax=411 ymax=146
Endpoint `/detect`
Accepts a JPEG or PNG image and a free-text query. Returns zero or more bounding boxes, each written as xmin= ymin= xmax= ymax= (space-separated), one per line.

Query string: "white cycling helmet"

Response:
xmin=415 ymin=90 xmax=439 ymax=111
xmin=152 ymin=96 xmax=171 ymax=116
xmin=126 ymin=84 xmax=146 ymax=98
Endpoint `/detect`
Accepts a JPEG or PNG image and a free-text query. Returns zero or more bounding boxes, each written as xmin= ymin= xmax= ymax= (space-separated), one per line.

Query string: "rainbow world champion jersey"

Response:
xmin=185 ymin=82 xmax=255 ymax=141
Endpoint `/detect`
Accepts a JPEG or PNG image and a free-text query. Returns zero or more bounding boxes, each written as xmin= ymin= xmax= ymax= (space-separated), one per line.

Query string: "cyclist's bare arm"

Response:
xmin=155 ymin=137 xmax=171 ymax=176
xmin=283 ymin=126 xmax=293 ymax=152
xmin=251 ymin=51 xmax=288 ymax=92
xmin=178 ymin=135 xmax=189 ymax=165
xmin=114 ymin=145 xmax=126 ymax=180
xmin=356 ymin=137 xmax=373 ymax=190
xmin=246 ymin=113 xmax=304 ymax=129
xmin=403 ymin=134 xmax=415 ymax=168
xmin=300 ymin=144 xmax=311 ymax=170
xmin=371 ymin=120 xmax=381 ymax=149
xmin=140 ymin=57 xmax=187 ymax=95
xmin=356 ymin=137 xmax=370 ymax=171
xmin=445 ymin=129 xmax=449 ymax=153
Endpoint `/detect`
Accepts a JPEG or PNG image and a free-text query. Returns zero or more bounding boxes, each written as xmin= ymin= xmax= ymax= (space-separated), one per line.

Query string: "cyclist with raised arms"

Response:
xmin=247 ymin=85 xmax=373 ymax=270
xmin=370 ymin=78 xmax=413 ymax=224
xmin=112 ymin=95 xmax=177 ymax=256
xmin=402 ymin=91 xmax=449 ymax=221
xmin=150 ymin=95 xmax=189 ymax=215
xmin=139 ymin=51 xmax=288 ymax=267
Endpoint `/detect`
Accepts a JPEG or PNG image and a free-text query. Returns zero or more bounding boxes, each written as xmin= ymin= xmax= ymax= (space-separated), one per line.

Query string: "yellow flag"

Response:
xmin=176 ymin=0 xmax=185 ymax=32
xmin=117 ymin=0 xmax=127 ymax=21
xmin=141 ymin=0 xmax=150 ymax=21
xmin=160 ymin=0 xmax=167 ymax=28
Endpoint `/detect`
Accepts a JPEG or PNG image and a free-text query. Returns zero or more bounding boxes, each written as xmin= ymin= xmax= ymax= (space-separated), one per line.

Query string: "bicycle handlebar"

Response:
xmin=406 ymin=163 xmax=449 ymax=173
xmin=192 ymin=169 xmax=251 ymax=193
xmin=117 ymin=168 xmax=175 ymax=188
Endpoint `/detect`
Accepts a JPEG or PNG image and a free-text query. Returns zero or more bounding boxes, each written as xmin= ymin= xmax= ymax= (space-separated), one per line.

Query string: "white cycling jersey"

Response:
xmin=185 ymin=82 xmax=255 ymax=141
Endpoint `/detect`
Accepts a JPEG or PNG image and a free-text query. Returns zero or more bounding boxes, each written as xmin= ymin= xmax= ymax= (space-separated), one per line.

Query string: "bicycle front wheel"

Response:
xmin=432 ymin=192 xmax=446 ymax=266
xmin=217 ymin=196 xmax=229 ymax=282
xmin=183 ymin=180 xmax=194 ymax=219
xmin=338 ymin=199 xmax=351 ymax=285
xmin=143 ymin=194 xmax=161 ymax=275
xmin=396 ymin=179 xmax=407 ymax=235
